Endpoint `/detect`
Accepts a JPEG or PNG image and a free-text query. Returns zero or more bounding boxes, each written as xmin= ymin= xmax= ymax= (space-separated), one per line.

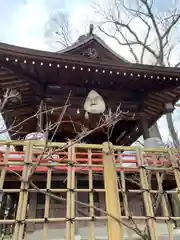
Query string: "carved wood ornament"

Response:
xmin=82 ymin=47 xmax=99 ymax=59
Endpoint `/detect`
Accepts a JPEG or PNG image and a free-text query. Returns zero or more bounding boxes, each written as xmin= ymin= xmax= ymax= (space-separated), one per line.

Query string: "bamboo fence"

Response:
xmin=0 ymin=140 xmax=178 ymax=239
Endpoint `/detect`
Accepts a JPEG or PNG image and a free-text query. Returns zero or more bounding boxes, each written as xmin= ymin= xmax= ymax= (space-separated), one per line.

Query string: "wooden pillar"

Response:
xmin=140 ymin=114 xmax=149 ymax=140
xmin=66 ymin=142 xmax=75 ymax=240
xmin=137 ymin=148 xmax=159 ymax=240
xmin=75 ymin=178 xmax=78 ymax=235
xmin=13 ymin=141 xmax=33 ymax=240
xmin=103 ymin=142 xmax=124 ymax=240
xmin=169 ymin=189 xmax=180 ymax=228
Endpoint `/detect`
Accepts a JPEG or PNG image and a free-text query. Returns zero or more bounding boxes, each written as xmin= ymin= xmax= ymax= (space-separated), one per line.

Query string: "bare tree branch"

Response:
xmin=92 ymin=0 xmax=180 ymax=146
xmin=45 ymin=12 xmax=73 ymax=48
xmin=162 ymin=13 xmax=180 ymax=39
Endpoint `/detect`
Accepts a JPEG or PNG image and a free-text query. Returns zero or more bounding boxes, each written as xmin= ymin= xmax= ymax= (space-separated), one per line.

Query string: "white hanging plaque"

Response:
xmin=84 ymin=90 xmax=106 ymax=114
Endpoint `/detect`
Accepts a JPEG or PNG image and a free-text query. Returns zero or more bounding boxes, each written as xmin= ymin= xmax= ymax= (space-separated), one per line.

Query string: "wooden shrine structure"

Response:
xmin=0 ymin=28 xmax=179 ymax=239
xmin=0 ymin=28 xmax=179 ymax=145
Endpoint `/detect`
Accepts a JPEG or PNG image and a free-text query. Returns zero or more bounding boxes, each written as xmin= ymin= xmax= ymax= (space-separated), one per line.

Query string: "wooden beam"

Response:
xmin=46 ymin=85 xmax=139 ymax=101
xmin=145 ymin=98 xmax=163 ymax=110
xmin=150 ymin=81 xmax=180 ymax=92
xmin=44 ymin=97 xmax=139 ymax=111
xmin=149 ymin=92 xmax=172 ymax=102
xmin=4 ymin=103 xmax=38 ymax=115
xmin=0 ymin=80 xmax=29 ymax=88
xmin=1 ymin=61 xmax=42 ymax=93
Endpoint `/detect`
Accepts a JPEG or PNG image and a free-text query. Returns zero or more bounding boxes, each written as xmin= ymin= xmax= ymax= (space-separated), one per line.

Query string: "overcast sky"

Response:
xmin=0 ymin=0 xmax=89 ymax=50
xmin=0 ymin=0 xmax=176 ymax=50
xmin=0 ymin=0 xmax=180 ymax=143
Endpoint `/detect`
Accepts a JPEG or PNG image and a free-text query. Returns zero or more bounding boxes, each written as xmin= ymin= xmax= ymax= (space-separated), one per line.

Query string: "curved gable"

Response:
xmin=58 ymin=34 xmax=129 ymax=63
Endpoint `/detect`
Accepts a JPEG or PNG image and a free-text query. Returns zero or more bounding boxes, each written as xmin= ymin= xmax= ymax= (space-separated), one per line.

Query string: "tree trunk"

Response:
xmin=166 ymin=112 xmax=179 ymax=147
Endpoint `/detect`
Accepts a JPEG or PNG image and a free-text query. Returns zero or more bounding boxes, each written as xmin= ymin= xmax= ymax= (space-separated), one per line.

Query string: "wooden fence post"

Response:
xmin=103 ymin=142 xmax=124 ymax=240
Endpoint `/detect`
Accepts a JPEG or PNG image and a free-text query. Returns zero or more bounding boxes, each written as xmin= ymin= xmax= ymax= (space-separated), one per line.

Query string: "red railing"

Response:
xmin=0 ymin=150 xmax=175 ymax=173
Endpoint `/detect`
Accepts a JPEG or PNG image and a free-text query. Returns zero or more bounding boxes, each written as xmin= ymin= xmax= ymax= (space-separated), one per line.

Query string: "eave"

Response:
xmin=0 ymin=42 xmax=179 ymax=76
xmin=0 ymin=42 xmax=180 ymax=145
